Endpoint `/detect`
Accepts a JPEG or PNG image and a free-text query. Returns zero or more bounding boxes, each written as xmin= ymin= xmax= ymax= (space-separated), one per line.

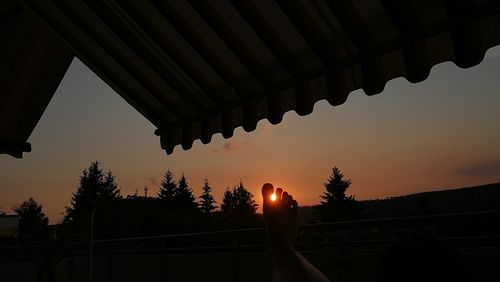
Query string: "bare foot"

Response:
xmin=262 ymin=183 xmax=299 ymax=251
xmin=262 ymin=183 xmax=330 ymax=282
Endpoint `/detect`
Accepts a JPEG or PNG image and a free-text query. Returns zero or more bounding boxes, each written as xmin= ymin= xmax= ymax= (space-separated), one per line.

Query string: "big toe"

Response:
xmin=262 ymin=183 xmax=274 ymax=205
xmin=262 ymin=183 xmax=274 ymax=196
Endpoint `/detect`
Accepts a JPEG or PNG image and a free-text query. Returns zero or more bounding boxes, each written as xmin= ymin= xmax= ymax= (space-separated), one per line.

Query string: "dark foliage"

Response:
xmin=199 ymin=177 xmax=216 ymax=215
xmin=321 ymin=167 xmax=353 ymax=204
xmin=13 ymin=197 xmax=49 ymax=241
xmin=220 ymin=181 xmax=258 ymax=227
xmin=175 ymin=174 xmax=198 ymax=210
xmin=63 ymin=161 xmax=121 ymax=237
xmin=319 ymin=166 xmax=361 ymax=221
xmin=158 ymin=170 xmax=177 ymax=208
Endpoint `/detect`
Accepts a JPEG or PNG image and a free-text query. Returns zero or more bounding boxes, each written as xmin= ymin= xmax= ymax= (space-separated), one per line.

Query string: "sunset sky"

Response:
xmin=1 ymin=47 xmax=500 ymax=223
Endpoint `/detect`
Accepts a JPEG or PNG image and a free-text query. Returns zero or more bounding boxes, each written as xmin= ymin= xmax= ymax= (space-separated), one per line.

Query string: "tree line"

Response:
xmin=5 ymin=162 xmax=359 ymax=242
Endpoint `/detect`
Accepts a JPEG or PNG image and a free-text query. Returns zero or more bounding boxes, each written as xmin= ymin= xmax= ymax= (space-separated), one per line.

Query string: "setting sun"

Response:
xmin=270 ymin=194 xmax=277 ymax=201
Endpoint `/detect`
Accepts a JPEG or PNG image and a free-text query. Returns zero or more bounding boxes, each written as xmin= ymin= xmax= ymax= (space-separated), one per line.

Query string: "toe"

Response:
xmin=291 ymin=199 xmax=298 ymax=211
xmin=262 ymin=183 xmax=275 ymax=213
xmin=275 ymin=188 xmax=283 ymax=201
xmin=262 ymin=183 xmax=274 ymax=201
xmin=286 ymin=195 xmax=293 ymax=209
xmin=282 ymin=192 xmax=289 ymax=206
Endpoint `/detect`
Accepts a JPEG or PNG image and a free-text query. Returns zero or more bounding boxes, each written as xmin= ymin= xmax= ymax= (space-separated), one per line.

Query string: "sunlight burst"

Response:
xmin=270 ymin=194 xmax=277 ymax=201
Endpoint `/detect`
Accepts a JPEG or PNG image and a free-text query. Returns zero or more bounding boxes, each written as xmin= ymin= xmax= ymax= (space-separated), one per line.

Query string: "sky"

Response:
xmin=1 ymin=47 xmax=500 ymax=223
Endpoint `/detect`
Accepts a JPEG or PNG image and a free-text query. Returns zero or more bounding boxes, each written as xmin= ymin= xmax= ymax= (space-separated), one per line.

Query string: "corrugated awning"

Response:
xmin=3 ymin=0 xmax=500 ymax=156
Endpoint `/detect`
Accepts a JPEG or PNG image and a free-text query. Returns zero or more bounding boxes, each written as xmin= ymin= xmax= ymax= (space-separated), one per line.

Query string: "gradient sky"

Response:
xmin=1 ymin=47 xmax=500 ymax=223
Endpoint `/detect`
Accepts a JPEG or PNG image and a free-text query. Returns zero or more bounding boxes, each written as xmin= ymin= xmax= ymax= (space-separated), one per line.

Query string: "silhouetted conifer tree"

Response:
xmin=102 ymin=170 xmax=120 ymax=200
xmin=220 ymin=181 xmax=258 ymax=227
xmin=175 ymin=174 xmax=198 ymax=210
xmin=13 ymin=197 xmax=49 ymax=241
xmin=221 ymin=187 xmax=235 ymax=214
xmin=319 ymin=166 xmax=360 ymax=221
xmin=199 ymin=177 xmax=216 ymax=215
xmin=233 ymin=181 xmax=258 ymax=215
xmin=65 ymin=161 xmax=121 ymax=225
xmin=158 ymin=170 xmax=177 ymax=206
xmin=321 ymin=167 xmax=353 ymax=204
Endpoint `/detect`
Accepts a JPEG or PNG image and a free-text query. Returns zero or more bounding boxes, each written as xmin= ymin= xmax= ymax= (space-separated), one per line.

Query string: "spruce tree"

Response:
xmin=158 ymin=170 xmax=177 ymax=205
xmin=65 ymin=161 xmax=120 ymax=224
xmin=319 ymin=166 xmax=359 ymax=221
xmin=233 ymin=181 xmax=258 ymax=215
xmin=221 ymin=181 xmax=257 ymax=215
xmin=221 ymin=187 xmax=235 ymax=214
xmin=199 ymin=177 xmax=216 ymax=215
xmin=175 ymin=174 xmax=198 ymax=210
xmin=102 ymin=170 xmax=121 ymax=200
xmin=321 ymin=167 xmax=352 ymax=204
xmin=220 ymin=181 xmax=258 ymax=227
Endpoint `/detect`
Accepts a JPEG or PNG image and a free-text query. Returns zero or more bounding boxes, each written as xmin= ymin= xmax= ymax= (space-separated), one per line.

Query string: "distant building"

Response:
xmin=0 ymin=215 xmax=19 ymax=237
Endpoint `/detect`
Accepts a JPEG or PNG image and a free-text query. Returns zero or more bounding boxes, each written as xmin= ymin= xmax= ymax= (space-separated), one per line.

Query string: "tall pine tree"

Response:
xmin=321 ymin=167 xmax=353 ymax=204
xmin=175 ymin=174 xmax=198 ymax=210
xmin=319 ymin=166 xmax=359 ymax=221
xmin=221 ymin=181 xmax=257 ymax=216
xmin=65 ymin=161 xmax=120 ymax=224
xmin=220 ymin=181 xmax=258 ymax=227
xmin=199 ymin=177 xmax=216 ymax=215
xmin=102 ymin=170 xmax=120 ymax=200
xmin=158 ymin=170 xmax=177 ymax=206
xmin=221 ymin=187 xmax=235 ymax=214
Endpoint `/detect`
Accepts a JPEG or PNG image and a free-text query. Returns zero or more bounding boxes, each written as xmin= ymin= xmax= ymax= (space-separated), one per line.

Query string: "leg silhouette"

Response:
xmin=262 ymin=183 xmax=330 ymax=282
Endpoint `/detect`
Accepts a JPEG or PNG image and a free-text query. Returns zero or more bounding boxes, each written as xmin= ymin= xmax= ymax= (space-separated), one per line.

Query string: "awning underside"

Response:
xmin=6 ymin=0 xmax=500 ymax=155
xmin=0 ymin=1 xmax=73 ymax=158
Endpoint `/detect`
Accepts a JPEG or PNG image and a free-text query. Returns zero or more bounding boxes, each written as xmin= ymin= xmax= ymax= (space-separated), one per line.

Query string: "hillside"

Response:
xmin=362 ymin=182 xmax=500 ymax=218
xmin=299 ymin=182 xmax=500 ymax=222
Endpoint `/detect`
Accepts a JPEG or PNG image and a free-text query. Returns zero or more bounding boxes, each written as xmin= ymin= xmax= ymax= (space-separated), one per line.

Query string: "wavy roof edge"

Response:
xmin=2 ymin=1 xmax=500 ymax=157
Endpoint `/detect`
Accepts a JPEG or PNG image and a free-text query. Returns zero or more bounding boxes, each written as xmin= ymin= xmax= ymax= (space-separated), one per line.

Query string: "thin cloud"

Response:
xmin=454 ymin=159 xmax=500 ymax=177
xmin=212 ymin=139 xmax=252 ymax=153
